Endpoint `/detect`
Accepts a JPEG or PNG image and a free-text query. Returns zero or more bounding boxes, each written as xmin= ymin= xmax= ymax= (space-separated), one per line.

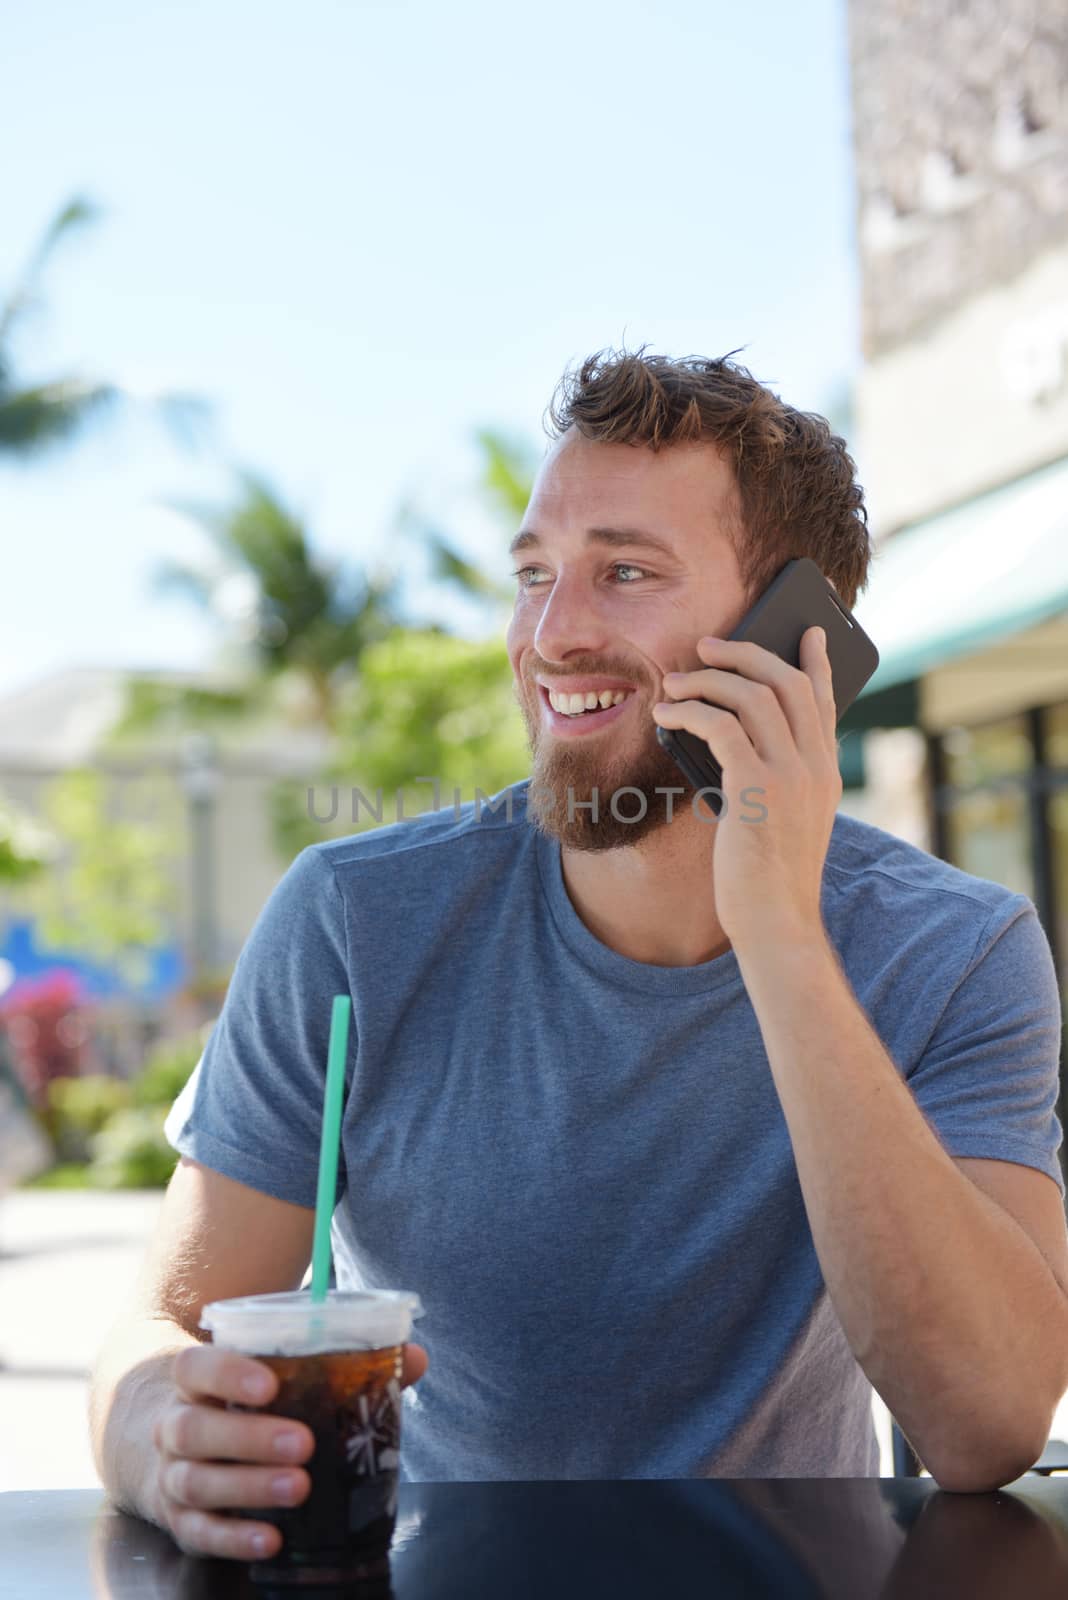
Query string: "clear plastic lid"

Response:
xmin=200 ymin=1289 xmax=424 ymax=1356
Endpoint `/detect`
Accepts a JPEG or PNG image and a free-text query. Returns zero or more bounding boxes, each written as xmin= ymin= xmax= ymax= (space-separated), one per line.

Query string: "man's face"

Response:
xmin=505 ymin=427 xmax=751 ymax=851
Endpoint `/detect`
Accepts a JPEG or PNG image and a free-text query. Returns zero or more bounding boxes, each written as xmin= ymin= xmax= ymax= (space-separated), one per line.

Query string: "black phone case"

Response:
xmin=655 ymin=557 xmax=880 ymax=813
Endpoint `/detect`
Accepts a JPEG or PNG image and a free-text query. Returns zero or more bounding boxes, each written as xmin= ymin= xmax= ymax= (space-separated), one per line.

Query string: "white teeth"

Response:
xmin=547 ymin=688 xmax=633 ymax=715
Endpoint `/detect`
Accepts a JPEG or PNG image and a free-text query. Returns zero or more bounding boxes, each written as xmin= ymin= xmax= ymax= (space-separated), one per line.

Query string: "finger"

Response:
xmin=163 ymin=1457 xmax=310 ymax=1512
xmin=156 ymin=1401 xmax=315 ymax=1465
xmin=651 ymin=701 xmax=755 ymax=772
xmin=696 ymin=635 xmax=825 ymax=758
xmin=173 ymin=1345 xmax=279 ymax=1407
xmin=662 ymin=666 xmax=789 ymax=762
xmin=169 ymin=1507 xmax=284 ymax=1563
xmin=805 ymin=626 xmax=838 ymax=752
xmin=401 ymin=1343 xmax=428 ymax=1388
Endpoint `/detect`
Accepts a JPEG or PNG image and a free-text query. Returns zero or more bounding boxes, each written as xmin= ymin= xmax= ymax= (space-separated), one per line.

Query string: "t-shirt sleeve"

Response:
xmin=907 ymin=893 xmax=1065 ymax=1197
xmin=164 ymin=844 xmax=350 ymax=1208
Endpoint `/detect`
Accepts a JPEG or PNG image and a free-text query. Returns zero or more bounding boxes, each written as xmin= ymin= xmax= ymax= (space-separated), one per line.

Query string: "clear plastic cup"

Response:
xmin=200 ymin=1289 xmax=424 ymax=1589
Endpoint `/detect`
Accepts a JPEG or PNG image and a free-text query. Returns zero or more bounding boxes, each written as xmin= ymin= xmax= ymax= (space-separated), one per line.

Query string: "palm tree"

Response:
xmin=0 ymin=194 xmax=208 ymax=460
xmin=116 ymin=471 xmax=405 ymax=738
xmin=0 ymin=198 xmax=119 ymax=457
xmin=0 ymin=195 xmax=139 ymax=882
xmin=393 ymin=427 xmax=539 ymax=612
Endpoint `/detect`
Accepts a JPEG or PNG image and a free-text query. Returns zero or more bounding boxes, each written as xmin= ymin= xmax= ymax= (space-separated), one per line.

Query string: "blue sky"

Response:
xmin=1 ymin=0 xmax=860 ymax=698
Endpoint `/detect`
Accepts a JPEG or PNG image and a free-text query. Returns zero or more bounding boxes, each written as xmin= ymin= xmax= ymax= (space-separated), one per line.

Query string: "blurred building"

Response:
xmin=838 ymin=4 xmax=1068 ymax=1060
xmin=0 ymin=666 xmax=330 ymax=1030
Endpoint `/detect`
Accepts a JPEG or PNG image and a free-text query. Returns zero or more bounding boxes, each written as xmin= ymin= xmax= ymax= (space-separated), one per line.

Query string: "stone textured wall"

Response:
xmin=848 ymin=1 xmax=1068 ymax=358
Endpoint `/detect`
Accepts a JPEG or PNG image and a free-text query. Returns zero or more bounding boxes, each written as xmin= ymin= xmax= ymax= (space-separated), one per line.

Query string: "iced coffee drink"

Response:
xmin=200 ymin=1289 xmax=424 ymax=1588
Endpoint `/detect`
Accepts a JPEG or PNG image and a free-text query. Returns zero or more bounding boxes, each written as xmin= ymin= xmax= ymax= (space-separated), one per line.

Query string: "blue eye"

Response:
xmin=612 ymin=564 xmax=649 ymax=583
xmin=511 ymin=563 xmax=650 ymax=586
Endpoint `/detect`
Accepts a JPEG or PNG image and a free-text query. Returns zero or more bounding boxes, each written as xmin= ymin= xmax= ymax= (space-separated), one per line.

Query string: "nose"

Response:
xmin=531 ymin=571 xmax=613 ymax=666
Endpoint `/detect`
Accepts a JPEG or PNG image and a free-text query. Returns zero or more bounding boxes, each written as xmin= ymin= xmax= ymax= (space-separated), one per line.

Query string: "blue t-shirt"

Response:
xmin=166 ymin=777 xmax=1065 ymax=1479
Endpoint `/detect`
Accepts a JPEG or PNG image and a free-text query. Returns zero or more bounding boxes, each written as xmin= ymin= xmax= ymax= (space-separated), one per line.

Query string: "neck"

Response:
xmin=558 ymin=816 xmax=732 ymax=968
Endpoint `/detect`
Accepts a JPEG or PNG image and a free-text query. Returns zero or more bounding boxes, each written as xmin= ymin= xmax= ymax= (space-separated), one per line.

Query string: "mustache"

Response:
xmin=525 ymin=671 xmax=647 ymax=688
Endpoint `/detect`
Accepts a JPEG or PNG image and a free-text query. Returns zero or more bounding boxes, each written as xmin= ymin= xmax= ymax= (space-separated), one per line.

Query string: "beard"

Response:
xmin=513 ymin=679 xmax=708 ymax=851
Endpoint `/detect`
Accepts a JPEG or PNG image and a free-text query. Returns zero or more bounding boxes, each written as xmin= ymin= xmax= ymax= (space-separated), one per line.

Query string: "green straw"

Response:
xmin=310 ymin=994 xmax=351 ymax=1303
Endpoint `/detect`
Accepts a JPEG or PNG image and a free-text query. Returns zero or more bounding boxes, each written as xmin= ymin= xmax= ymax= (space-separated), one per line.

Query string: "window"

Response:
xmin=944 ymin=786 xmax=1034 ymax=900
xmin=941 ymin=714 xmax=1033 ymax=787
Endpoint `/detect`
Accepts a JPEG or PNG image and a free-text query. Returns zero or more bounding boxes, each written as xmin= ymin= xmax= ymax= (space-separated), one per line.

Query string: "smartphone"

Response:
xmin=655 ymin=556 xmax=879 ymax=815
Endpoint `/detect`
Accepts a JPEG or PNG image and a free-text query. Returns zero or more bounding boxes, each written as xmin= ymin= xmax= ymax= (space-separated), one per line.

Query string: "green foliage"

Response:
xmin=0 ymin=197 xmax=120 ymax=458
xmin=101 ymin=429 xmax=541 ymax=869
xmin=393 ymin=428 xmax=538 ymax=616
xmin=0 ymin=378 xmax=119 ymax=455
xmin=110 ymin=679 xmax=261 ymax=743
xmin=338 ymin=629 xmax=530 ymax=799
xmin=47 ymin=1073 xmax=131 ymax=1161
xmin=268 ymin=778 xmax=345 ymax=863
xmin=0 ymin=194 xmax=211 ymax=461
xmin=0 ymin=790 xmax=54 ymax=884
xmin=86 ymin=1105 xmax=177 ymax=1189
xmin=145 ymin=473 xmax=404 ymax=732
xmin=473 ymin=426 xmax=541 ymax=520
xmin=416 ymin=532 xmax=506 ymax=606
xmin=35 ymin=1031 xmax=203 ymax=1187
xmin=274 ymin=627 xmax=532 ymax=857
xmin=25 ymin=1161 xmax=93 ymax=1189
xmin=15 ymin=769 xmax=181 ymax=990
xmin=129 ymin=1033 xmax=202 ymax=1108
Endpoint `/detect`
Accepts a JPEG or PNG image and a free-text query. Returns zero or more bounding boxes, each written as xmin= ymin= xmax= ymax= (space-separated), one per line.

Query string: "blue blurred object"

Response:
xmin=0 ymin=918 xmax=186 ymax=1002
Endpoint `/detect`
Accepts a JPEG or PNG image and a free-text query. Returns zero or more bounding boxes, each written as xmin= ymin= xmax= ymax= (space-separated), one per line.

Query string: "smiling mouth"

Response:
xmin=538 ymin=684 xmax=637 ymax=732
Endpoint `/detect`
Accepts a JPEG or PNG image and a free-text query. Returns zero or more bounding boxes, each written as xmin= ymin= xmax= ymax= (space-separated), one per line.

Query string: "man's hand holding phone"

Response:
xmin=652 ymin=625 xmax=842 ymax=955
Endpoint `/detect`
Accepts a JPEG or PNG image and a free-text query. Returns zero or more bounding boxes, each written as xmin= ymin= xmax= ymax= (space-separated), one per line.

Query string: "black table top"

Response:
xmin=5 ymin=1479 xmax=1068 ymax=1599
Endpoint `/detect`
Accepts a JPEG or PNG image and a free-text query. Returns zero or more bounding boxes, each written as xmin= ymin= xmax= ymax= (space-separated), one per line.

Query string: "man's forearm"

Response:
xmin=734 ymin=926 xmax=1068 ymax=1491
xmin=89 ymin=1318 xmax=199 ymax=1523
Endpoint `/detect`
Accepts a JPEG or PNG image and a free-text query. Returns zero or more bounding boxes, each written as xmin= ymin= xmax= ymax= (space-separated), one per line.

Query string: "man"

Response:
xmin=90 ymin=348 xmax=1068 ymax=1561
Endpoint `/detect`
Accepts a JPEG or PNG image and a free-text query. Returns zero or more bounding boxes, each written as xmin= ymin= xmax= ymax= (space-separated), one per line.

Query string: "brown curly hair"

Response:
xmin=544 ymin=345 xmax=872 ymax=612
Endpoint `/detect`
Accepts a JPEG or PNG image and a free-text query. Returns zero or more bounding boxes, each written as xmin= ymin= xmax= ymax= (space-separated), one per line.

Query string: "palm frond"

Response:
xmin=422 ymin=526 xmax=513 ymax=605
xmin=474 ymin=427 xmax=538 ymax=519
xmin=0 ymin=194 xmax=101 ymax=348
xmin=151 ymin=560 xmax=217 ymax=609
xmin=148 ymin=391 xmax=217 ymax=455
xmin=0 ymin=379 xmax=119 ymax=457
